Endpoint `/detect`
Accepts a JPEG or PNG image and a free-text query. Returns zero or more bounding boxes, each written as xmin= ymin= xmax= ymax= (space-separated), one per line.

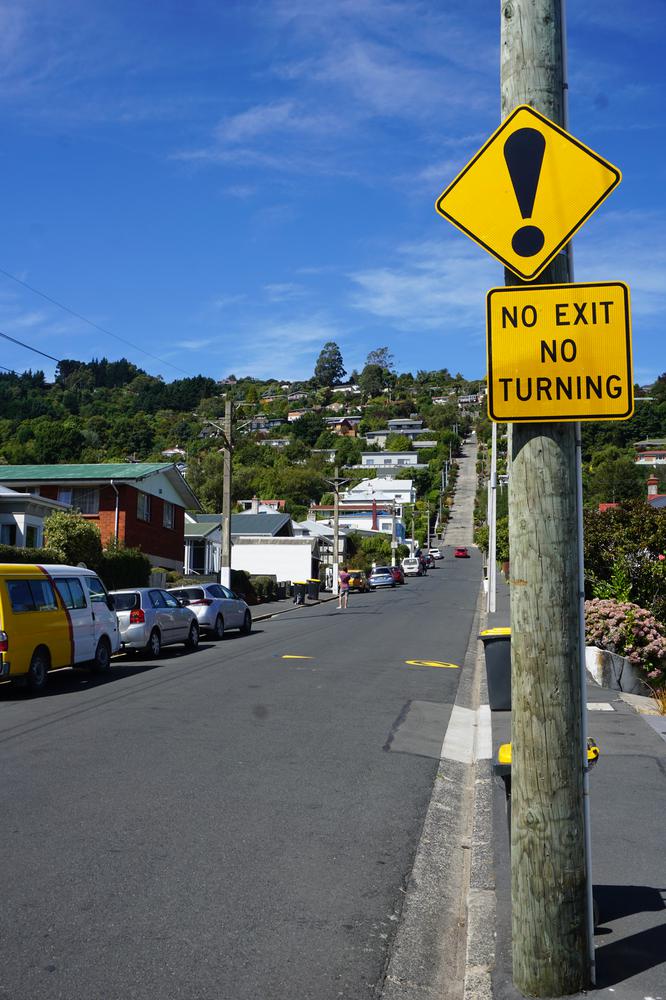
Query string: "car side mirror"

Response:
xmin=106 ymin=595 xmax=115 ymax=610
xmin=176 ymin=598 xmax=186 ymax=607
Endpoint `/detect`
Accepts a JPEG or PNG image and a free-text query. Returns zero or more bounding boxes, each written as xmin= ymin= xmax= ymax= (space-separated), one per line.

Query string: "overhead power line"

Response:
xmin=0 ymin=265 xmax=197 ymax=378
xmin=0 ymin=329 xmax=60 ymax=363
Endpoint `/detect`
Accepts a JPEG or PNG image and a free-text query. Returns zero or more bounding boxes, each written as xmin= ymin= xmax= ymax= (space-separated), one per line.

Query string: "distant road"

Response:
xmin=444 ymin=433 xmax=478 ymax=547
xmin=0 ymin=553 xmax=482 ymax=1000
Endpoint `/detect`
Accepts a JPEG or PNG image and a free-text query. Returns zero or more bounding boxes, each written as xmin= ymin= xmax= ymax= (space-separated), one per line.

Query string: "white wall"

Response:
xmin=231 ymin=539 xmax=315 ymax=583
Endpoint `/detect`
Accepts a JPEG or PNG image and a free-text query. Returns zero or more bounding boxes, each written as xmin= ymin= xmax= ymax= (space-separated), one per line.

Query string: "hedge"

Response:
xmin=0 ymin=544 xmax=62 ymax=565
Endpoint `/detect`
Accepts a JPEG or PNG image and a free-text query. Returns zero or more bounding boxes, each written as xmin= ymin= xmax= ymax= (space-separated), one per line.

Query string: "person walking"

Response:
xmin=338 ymin=566 xmax=350 ymax=609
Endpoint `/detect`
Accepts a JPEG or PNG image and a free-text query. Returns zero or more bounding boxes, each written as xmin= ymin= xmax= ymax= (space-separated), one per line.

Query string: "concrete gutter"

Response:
xmin=251 ymin=594 xmax=338 ymax=623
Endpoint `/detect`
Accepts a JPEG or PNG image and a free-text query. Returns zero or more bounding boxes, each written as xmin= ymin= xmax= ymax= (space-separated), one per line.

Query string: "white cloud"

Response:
xmin=348 ymin=237 xmax=499 ymax=335
xmin=263 ymin=282 xmax=306 ymax=302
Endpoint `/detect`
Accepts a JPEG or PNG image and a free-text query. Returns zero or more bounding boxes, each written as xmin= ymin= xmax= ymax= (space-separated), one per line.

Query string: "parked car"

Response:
xmin=402 ymin=556 xmax=422 ymax=577
xmin=389 ymin=565 xmax=405 ymax=585
xmin=346 ymin=570 xmax=370 ymax=593
xmin=0 ymin=563 xmax=120 ymax=694
xmin=167 ymin=583 xmax=252 ymax=638
xmin=368 ymin=566 xmax=396 ymax=589
xmin=429 ymin=547 xmax=443 ymax=560
xmin=454 ymin=546 xmax=470 ymax=558
xmin=111 ymin=587 xmax=199 ymax=657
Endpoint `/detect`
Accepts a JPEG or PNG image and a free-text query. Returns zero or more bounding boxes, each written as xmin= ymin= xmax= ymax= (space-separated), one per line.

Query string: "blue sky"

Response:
xmin=0 ymin=0 xmax=663 ymax=386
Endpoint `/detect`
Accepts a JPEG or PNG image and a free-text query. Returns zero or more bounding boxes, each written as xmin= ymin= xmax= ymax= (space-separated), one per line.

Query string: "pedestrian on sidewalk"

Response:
xmin=338 ymin=566 xmax=350 ymax=609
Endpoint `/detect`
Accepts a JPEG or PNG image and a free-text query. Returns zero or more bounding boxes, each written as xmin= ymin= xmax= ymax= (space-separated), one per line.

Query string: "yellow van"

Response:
xmin=0 ymin=564 xmax=120 ymax=693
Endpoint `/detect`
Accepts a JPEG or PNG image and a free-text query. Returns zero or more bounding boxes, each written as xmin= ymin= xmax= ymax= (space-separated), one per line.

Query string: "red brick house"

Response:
xmin=0 ymin=463 xmax=201 ymax=571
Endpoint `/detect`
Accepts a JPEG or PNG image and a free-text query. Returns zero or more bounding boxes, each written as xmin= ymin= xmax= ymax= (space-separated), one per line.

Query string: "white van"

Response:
xmin=0 ymin=564 xmax=120 ymax=693
xmin=402 ymin=557 xmax=422 ymax=577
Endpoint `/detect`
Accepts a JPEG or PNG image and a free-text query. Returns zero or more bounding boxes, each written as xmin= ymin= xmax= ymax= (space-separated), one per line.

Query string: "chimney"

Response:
xmin=647 ymin=475 xmax=659 ymax=497
xmin=307 ymin=504 xmax=317 ymax=522
xmin=251 ymin=496 xmax=260 ymax=514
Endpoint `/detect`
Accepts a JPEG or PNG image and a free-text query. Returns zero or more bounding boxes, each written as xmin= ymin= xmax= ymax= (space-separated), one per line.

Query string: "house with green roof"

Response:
xmin=0 ymin=464 xmax=201 ymax=572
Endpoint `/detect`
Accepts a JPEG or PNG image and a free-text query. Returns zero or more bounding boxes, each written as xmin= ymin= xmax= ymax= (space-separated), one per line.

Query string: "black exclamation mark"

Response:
xmin=503 ymin=127 xmax=546 ymax=257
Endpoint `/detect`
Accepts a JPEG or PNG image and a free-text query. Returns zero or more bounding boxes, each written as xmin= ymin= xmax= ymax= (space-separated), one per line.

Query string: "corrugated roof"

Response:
xmin=0 ymin=463 xmax=170 ymax=481
xmin=0 ymin=463 xmax=202 ymax=511
xmin=231 ymin=513 xmax=292 ymax=536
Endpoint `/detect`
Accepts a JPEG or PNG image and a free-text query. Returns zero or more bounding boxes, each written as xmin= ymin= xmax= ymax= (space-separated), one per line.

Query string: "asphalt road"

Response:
xmin=0 ymin=550 xmax=481 ymax=1000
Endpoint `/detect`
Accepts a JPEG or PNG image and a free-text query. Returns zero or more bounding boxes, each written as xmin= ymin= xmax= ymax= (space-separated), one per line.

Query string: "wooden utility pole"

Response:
xmin=220 ymin=396 xmax=232 ymax=589
xmin=502 ymin=1 xmax=588 ymax=994
xmin=332 ymin=466 xmax=340 ymax=596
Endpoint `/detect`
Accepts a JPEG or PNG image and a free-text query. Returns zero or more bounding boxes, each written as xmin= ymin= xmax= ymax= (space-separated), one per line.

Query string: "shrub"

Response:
xmin=0 ymin=544 xmax=63 ymax=565
xmin=250 ymin=575 xmax=278 ymax=602
xmin=585 ymin=598 xmax=666 ymax=685
xmin=43 ymin=510 xmax=103 ymax=571
xmin=231 ymin=569 xmax=257 ymax=604
xmin=99 ymin=544 xmax=151 ymax=590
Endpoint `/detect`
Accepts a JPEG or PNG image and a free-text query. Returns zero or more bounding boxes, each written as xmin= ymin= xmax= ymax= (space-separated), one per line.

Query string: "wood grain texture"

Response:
xmin=501 ymin=1 xmax=589 ymax=994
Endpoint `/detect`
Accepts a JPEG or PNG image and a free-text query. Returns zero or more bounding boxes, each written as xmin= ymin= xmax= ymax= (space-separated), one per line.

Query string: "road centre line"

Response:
xmin=405 ymin=659 xmax=460 ymax=669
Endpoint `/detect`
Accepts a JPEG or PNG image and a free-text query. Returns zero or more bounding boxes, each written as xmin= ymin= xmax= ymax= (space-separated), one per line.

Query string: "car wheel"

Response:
xmin=27 ymin=649 xmax=49 ymax=694
xmin=91 ymin=637 xmax=111 ymax=673
xmin=213 ymin=615 xmax=225 ymax=640
xmin=146 ymin=629 xmax=161 ymax=659
xmin=185 ymin=621 xmax=199 ymax=650
xmin=240 ymin=610 xmax=252 ymax=635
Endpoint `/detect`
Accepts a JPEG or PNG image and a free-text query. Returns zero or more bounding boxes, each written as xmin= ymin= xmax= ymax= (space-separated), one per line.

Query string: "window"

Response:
xmin=163 ymin=501 xmax=175 ymax=529
xmin=0 ymin=524 xmax=17 ymax=546
xmin=25 ymin=525 xmax=39 ymax=547
xmin=57 ymin=487 xmax=100 ymax=514
xmin=137 ymin=492 xmax=151 ymax=522
xmin=162 ymin=592 xmax=180 ymax=609
xmin=149 ymin=590 xmax=166 ymax=608
xmin=85 ymin=576 xmax=108 ymax=604
xmin=7 ymin=579 xmax=57 ymax=612
xmin=54 ymin=578 xmax=88 ymax=610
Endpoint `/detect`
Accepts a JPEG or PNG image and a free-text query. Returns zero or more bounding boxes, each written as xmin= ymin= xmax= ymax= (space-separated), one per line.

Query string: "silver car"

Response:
xmin=167 ymin=583 xmax=252 ymax=639
xmin=111 ymin=587 xmax=200 ymax=658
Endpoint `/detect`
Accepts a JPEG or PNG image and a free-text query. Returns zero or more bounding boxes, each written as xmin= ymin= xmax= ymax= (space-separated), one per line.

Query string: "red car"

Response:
xmin=454 ymin=546 xmax=470 ymax=558
xmin=390 ymin=565 xmax=405 ymax=584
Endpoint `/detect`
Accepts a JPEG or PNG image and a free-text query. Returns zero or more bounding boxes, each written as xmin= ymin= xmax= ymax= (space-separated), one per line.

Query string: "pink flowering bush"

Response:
xmin=585 ymin=599 xmax=666 ymax=685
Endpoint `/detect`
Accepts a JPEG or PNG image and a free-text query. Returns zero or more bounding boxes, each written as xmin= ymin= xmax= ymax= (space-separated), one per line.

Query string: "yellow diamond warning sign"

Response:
xmin=436 ymin=106 xmax=621 ymax=281
xmin=486 ymin=282 xmax=633 ymax=423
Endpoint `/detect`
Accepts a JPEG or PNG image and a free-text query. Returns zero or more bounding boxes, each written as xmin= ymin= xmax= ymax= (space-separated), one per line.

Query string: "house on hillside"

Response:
xmin=0 ymin=463 xmax=201 ymax=571
xmin=0 ymin=485 xmax=69 ymax=549
xmin=359 ymin=452 xmax=426 ymax=471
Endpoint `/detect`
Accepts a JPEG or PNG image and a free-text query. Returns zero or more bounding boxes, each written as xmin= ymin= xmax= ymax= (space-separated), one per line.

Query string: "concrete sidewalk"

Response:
xmin=478 ymin=581 xmax=666 ymax=999
xmin=251 ymin=592 xmax=337 ymax=623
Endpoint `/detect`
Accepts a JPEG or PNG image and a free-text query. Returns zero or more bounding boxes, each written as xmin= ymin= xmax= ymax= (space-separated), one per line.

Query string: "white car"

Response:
xmin=428 ymin=547 xmax=443 ymax=559
xmin=167 ymin=583 xmax=252 ymax=639
xmin=111 ymin=587 xmax=199 ymax=657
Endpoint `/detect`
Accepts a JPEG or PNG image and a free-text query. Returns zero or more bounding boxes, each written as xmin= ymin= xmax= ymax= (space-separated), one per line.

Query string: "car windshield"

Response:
xmin=373 ymin=567 xmax=391 ymax=574
xmin=113 ymin=592 xmax=140 ymax=611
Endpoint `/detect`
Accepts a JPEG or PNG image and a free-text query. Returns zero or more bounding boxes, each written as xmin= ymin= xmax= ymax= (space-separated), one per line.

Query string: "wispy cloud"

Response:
xmin=263 ymin=282 xmax=306 ymax=302
xmin=348 ymin=237 xmax=499 ymax=336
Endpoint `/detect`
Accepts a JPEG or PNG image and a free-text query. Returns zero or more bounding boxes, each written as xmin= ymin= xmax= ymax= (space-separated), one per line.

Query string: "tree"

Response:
xmin=313 ymin=342 xmax=346 ymax=387
xmin=359 ymin=364 xmax=385 ymax=400
xmin=290 ymin=411 xmax=326 ymax=446
xmin=43 ymin=511 xmax=103 ymax=570
xmin=385 ymin=433 xmax=412 ymax=452
xmin=365 ymin=347 xmax=395 ymax=372
xmin=584 ymin=445 xmax=645 ymax=506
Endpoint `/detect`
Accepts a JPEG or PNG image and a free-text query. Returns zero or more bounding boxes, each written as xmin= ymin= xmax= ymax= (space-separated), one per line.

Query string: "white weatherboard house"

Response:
xmin=343 ymin=477 xmax=416 ymax=508
xmin=0 ymin=485 xmax=69 ymax=548
xmin=360 ymin=452 xmax=426 ymax=470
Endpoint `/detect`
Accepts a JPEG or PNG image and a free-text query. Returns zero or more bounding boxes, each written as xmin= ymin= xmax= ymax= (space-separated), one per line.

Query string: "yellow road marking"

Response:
xmin=282 ymin=655 xmax=314 ymax=660
xmin=406 ymin=659 xmax=460 ymax=669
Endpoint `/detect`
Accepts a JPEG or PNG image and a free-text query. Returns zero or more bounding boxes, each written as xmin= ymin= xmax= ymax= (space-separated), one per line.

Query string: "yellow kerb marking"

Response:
xmin=282 ymin=655 xmax=313 ymax=660
xmin=406 ymin=659 xmax=460 ymax=669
